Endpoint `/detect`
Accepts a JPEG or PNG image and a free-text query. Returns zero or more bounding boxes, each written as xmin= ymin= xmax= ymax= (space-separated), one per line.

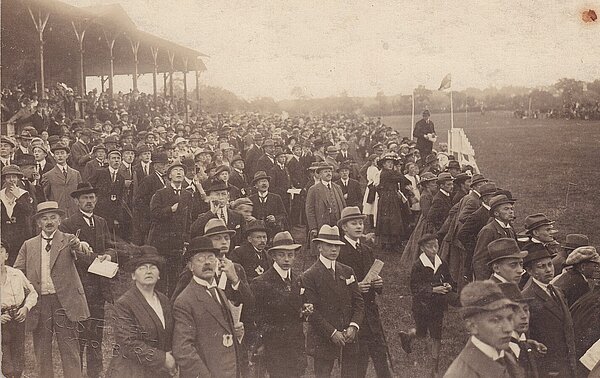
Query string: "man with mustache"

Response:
xmin=229 ymin=220 xmax=272 ymax=280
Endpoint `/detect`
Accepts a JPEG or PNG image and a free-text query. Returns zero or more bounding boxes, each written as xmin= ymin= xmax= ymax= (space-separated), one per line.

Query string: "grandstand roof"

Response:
xmin=1 ymin=0 xmax=208 ymax=87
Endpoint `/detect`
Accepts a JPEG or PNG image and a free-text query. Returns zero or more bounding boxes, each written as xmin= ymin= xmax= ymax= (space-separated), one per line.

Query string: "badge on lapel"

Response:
xmin=110 ymin=194 xmax=117 ymax=201
xmin=300 ymin=288 xmax=305 ymax=295
xmin=223 ymin=334 xmax=234 ymax=348
xmin=255 ymin=265 xmax=265 ymax=275
xmin=345 ymin=275 xmax=356 ymax=285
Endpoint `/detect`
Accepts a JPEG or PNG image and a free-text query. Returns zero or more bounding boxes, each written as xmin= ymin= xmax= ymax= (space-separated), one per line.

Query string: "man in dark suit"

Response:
xmin=230 ymin=220 xmax=272 ymax=280
xmin=132 ymin=151 xmax=168 ymax=245
xmin=173 ymin=236 xmax=244 ymax=378
xmin=89 ymin=150 xmax=126 ymax=240
xmin=522 ymin=244 xmax=577 ymax=378
xmin=413 ymin=109 xmax=436 ymax=157
xmin=14 ymin=201 xmax=107 ymax=378
xmin=229 ymin=155 xmax=249 ymax=196
xmin=337 ymin=207 xmax=391 ymax=378
xmin=180 ymin=157 xmax=208 ymax=221
xmin=147 ymin=161 xmax=193 ymax=297
xmin=60 ymin=183 xmax=114 ymax=378
xmin=517 ymin=213 xmax=564 ymax=274
xmin=287 ymin=145 xmax=307 ymax=227
xmin=255 ymin=139 xmax=276 ymax=174
xmin=190 ymin=179 xmax=244 ymax=249
xmin=15 ymin=153 xmax=46 ymax=210
xmin=334 ymin=162 xmax=363 ymax=210
xmin=305 ymin=163 xmax=346 ymax=242
xmin=132 ymin=144 xmax=153 ymax=197
xmin=69 ymin=129 xmax=93 ymax=173
xmin=248 ymin=171 xmax=289 ymax=239
xmin=32 ymin=145 xmax=54 ymax=176
xmin=0 ymin=136 xmax=15 ymax=170
xmin=424 ymin=172 xmax=454 ymax=234
xmin=81 ymin=144 xmax=107 ymax=182
xmin=552 ymin=246 xmax=599 ymax=307
xmin=302 ymin=225 xmax=365 ymax=378
xmin=251 ymin=231 xmax=307 ymax=378
xmin=487 ymin=238 xmax=528 ymax=285
xmin=118 ymin=144 xmax=136 ymax=240
xmin=244 ymin=134 xmax=263 ymax=179
xmin=472 ymin=195 xmax=517 ymax=281
xmin=268 ymin=150 xmax=292 ymax=213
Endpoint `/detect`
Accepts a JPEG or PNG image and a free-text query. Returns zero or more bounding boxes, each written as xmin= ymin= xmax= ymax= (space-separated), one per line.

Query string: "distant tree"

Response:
xmin=414 ymin=85 xmax=432 ymax=110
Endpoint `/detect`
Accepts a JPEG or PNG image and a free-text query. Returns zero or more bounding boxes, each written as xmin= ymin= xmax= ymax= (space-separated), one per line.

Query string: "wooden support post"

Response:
xmin=27 ymin=6 xmax=50 ymax=99
xmin=104 ymin=31 xmax=117 ymax=98
xmin=150 ymin=46 xmax=159 ymax=104
xmin=71 ymin=20 xmax=88 ymax=96
xmin=168 ymin=51 xmax=175 ymax=101
xmin=129 ymin=38 xmax=140 ymax=91
xmin=182 ymin=56 xmax=189 ymax=123
xmin=195 ymin=69 xmax=200 ymax=113
xmin=163 ymin=73 xmax=168 ymax=97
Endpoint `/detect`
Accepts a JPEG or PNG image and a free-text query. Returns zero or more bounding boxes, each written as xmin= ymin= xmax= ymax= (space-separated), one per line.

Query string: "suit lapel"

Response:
xmin=532 ymin=283 xmax=564 ymax=320
xmin=191 ymin=281 xmax=232 ymax=331
xmin=49 ymin=231 xmax=67 ymax=270
xmin=31 ymin=236 xmax=42 ymax=281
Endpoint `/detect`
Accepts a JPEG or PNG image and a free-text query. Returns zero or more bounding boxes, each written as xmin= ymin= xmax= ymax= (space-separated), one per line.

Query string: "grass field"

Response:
xmin=19 ymin=112 xmax=600 ymax=377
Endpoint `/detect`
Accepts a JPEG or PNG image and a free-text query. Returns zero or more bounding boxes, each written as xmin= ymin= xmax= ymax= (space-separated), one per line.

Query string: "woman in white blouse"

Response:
xmin=1 ymin=240 xmax=38 ymax=378
xmin=106 ymin=246 xmax=176 ymax=378
xmin=362 ymin=155 xmax=380 ymax=228
xmin=404 ymin=162 xmax=421 ymax=213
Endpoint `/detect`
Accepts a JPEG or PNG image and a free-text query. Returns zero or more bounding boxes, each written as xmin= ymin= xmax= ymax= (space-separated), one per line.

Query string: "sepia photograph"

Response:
xmin=1 ymin=0 xmax=600 ymax=377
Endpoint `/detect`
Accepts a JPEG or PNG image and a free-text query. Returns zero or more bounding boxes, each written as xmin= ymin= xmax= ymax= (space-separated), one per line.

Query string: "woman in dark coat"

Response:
xmin=375 ymin=152 xmax=412 ymax=253
xmin=106 ymin=246 xmax=176 ymax=378
xmin=0 ymin=165 xmax=35 ymax=265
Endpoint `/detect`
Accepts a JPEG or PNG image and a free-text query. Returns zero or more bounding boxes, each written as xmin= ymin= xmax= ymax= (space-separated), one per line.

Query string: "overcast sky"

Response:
xmin=68 ymin=0 xmax=600 ymax=100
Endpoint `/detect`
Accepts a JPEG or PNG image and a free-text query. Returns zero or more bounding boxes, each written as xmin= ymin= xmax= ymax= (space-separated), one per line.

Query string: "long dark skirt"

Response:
xmin=375 ymin=190 xmax=410 ymax=245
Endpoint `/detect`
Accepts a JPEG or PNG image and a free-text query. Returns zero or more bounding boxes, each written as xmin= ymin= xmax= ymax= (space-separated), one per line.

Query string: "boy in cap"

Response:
xmin=337 ymin=207 xmax=391 ymax=378
xmin=302 ymin=225 xmax=364 ymax=378
xmin=552 ymin=246 xmax=600 ymax=307
xmin=521 ymin=244 xmax=576 ymax=377
xmin=444 ymin=281 xmax=521 ymax=378
xmin=250 ymin=231 xmax=307 ymax=378
xmin=401 ymin=233 xmax=456 ymax=377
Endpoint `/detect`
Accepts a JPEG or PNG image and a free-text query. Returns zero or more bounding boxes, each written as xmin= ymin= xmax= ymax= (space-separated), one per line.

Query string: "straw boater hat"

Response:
xmin=203 ymin=218 xmax=236 ymax=238
xmin=564 ymin=246 xmax=600 ymax=266
xmin=268 ymin=231 xmax=302 ymax=253
xmin=33 ymin=201 xmax=66 ymax=219
xmin=183 ymin=236 xmax=221 ymax=261
xmin=1 ymin=136 xmax=16 ymax=148
xmin=125 ymin=245 xmax=165 ymax=272
xmin=337 ymin=206 xmax=366 ymax=228
xmin=312 ymin=225 xmax=345 ymax=246
xmin=460 ymin=281 xmax=519 ymax=319
xmin=486 ymin=238 xmax=528 ymax=265
xmin=70 ymin=182 xmax=98 ymax=198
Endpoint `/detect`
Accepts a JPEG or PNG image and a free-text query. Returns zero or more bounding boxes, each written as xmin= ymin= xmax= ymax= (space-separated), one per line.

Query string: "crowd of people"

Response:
xmin=0 ymin=85 xmax=599 ymax=378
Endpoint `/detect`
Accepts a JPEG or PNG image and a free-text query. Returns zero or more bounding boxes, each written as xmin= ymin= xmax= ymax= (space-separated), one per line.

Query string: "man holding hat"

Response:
xmin=521 ymin=244 xmax=576 ymax=377
xmin=413 ymin=110 xmax=436 ymax=158
xmin=229 ymin=220 xmax=272 ymax=280
xmin=302 ymin=225 xmax=364 ymax=378
xmin=89 ymin=149 xmax=127 ymax=239
xmin=249 ymin=171 xmax=289 ymax=240
xmin=487 ymin=238 xmax=528 ymax=285
xmin=444 ymin=281 xmax=521 ymax=378
xmin=81 ymin=144 xmax=107 ymax=182
xmin=60 ymin=182 xmax=114 ymax=378
xmin=472 ymin=194 xmax=517 ymax=281
xmin=148 ymin=160 xmax=194 ymax=296
xmin=173 ymin=236 xmax=244 ymax=378
xmin=337 ymin=207 xmax=391 ymax=378
xmin=552 ymin=246 xmax=600 ymax=307
xmin=14 ymin=201 xmax=101 ymax=378
xmin=41 ymin=142 xmax=82 ymax=217
xmin=250 ymin=231 xmax=307 ymax=378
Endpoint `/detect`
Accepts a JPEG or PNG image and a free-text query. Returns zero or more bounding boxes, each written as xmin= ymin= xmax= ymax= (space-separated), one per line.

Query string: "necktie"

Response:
xmin=174 ymin=189 xmax=181 ymax=196
xmin=111 ymin=171 xmax=116 ymax=183
xmin=143 ymin=164 xmax=148 ymax=176
xmin=63 ymin=167 xmax=68 ymax=179
xmin=37 ymin=163 xmax=41 ymax=173
xmin=547 ymin=284 xmax=560 ymax=304
xmin=284 ymin=275 xmax=292 ymax=291
xmin=356 ymin=242 xmax=362 ymax=253
xmin=219 ymin=208 xmax=226 ymax=222
xmin=260 ymin=195 xmax=266 ymax=204
xmin=83 ymin=214 xmax=95 ymax=228
xmin=208 ymin=287 xmax=230 ymax=320
xmin=327 ymin=183 xmax=331 ymax=190
xmin=329 ymin=266 xmax=336 ymax=280
xmin=43 ymin=237 xmax=52 ymax=252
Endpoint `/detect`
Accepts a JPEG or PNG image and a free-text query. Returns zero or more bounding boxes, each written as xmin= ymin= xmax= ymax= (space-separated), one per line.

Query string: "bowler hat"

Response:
xmin=33 ymin=201 xmax=66 ymax=219
xmin=14 ymin=154 xmax=36 ymax=167
xmin=203 ymin=218 xmax=236 ymax=238
xmin=487 ymin=238 xmax=528 ymax=265
xmin=125 ymin=245 xmax=165 ymax=272
xmin=268 ymin=231 xmax=302 ymax=253
xmin=312 ymin=225 xmax=345 ymax=246
xmin=498 ymin=283 xmax=534 ymax=303
xmin=251 ymin=171 xmax=272 ymax=185
xmin=522 ymin=243 xmax=555 ymax=266
xmin=50 ymin=142 xmax=70 ymax=154
xmin=470 ymin=174 xmax=488 ymax=186
xmin=183 ymin=236 xmax=220 ymax=261
xmin=205 ymin=178 xmax=229 ymax=193
xmin=1 ymin=165 xmax=24 ymax=177
xmin=436 ymin=172 xmax=454 ymax=184
xmin=70 ymin=182 xmax=98 ymax=198
xmin=565 ymin=246 xmax=600 ymax=266
xmin=337 ymin=206 xmax=366 ymax=228
xmin=151 ymin=152 xmax=169 ymax=164
xmin=563 ymin=234 xmax=590 ymax=251
xmin=453 ymin=172 xmax=471 ymax=184
xmin=460 ymin=281 xmax=518 ymax=319
xmin=245 ymin=220 xmax=268 ymax=235
xmin=523 ymin=213 xmax=554 ymax=233
xmin=488 ymin=195 xmax=515 ymax=211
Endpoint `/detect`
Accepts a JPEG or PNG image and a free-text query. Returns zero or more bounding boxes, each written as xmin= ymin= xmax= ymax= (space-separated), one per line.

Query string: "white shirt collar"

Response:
xmin=482 ymin=202 xmax=491 ymax=210
xmin=321 ymin=179 xmax=332 ymax=187
xmin=419 ymin=252 xmax=443 ymax=274
xmin=258 ymin=191 xmax=268 ymax=198
xmin=319 ymin=255 xmax=335 ymax=271
xmin=508 ymin=331 xmax=526 ymax=358
xmin=108 ymin=166 xmax=119 ymax=174
xmin=344 ymin=235 xmax=359 ymax=249
xmin=440 ymin=189 xmax=450 ymax=197
xmin=193 ymin=275 xmax=217 ymax=289
xmin=472 ymin=189 xmax=481 ymax=197
xmin=495 ymin=219 xmax=511 ymax=229
xmin=80 ymin=210 xmax=94 ymax=218
xmin=122 ymin=162 xmax=131 ymax=169
xmin=492 ymin=273 xmax=509 ymax=283
xmin=273 ymin=262 xmax=290 ymax=281
xmin=471 ymin=336 xmax=505 ymax=361
xmin=41 ymin=230 xmax=57 ymax=239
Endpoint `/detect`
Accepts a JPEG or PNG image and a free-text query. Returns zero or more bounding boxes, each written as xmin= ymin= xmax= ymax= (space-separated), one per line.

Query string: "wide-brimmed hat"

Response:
xmin=231 ymin=155 xmax=244 ymax=164
xmin=377 ymin=152 xmax=400 ymax=168
xmin=460 ymin=281 xmax=519 ymax=319
xmin=488 ymin=194 xmax=515 ymax=211
xmin=419 ymin=172 xmax=437 ymax=185
xmin=498 ymin=283 xmax=534 ymax=303
xmin=312 ymin=225 xmax=345 ymax=245
xmin=337 ymin=206 xmax=366 ymax=228
xmin=214 ymin=165 xmax=230 ymax=176
xmin=563 ymin=234 xmax=590 ymax=251
xmin=470 ymin=174 xmax=488 ymax=186
xmin=565 ymin=246 xmax=600 ymax=266
xmin=14 ymin=154 xmax=36 ymax=167
xmin=151 ymin=152 xmax=169 ymax=164
xmin=268 ymin=231 xmax=302 ymax=253
xmin=50 ymin=142 xmax=70 ymax=154
xmin=121 ymin=143 xmax=136 ymax=153
xmin=436 ymin=172 xmax=454 ymax=184
xmin=70 ymin=182 xmax=98 ymax=198
xmin=125 ymin=245 xmax=165 ymax=272
xmin=92 ymin=144 xmax=107 ymax=153
xmin=203 ymin=218 xmax=236 ymax=238
xmin=522 ymin=243 xmax=555 ymax=265
xmin=479 ymin=182 xmax=497 ymax=196
xmin=33 ymin=201 xmax=66 ymax=219
xmin=314 ymin=162 xmax=334 ymax=173
xmin=2 ymin=164 xmax=24 ymax=178
xmin=453 ymin=172 xmax=471 ymax=184
xmin=252 ymin=171 xmax=271 ymax=185
xmin=183 ymin=236 xmax=221 ymax=261
xmin=245 ymin=219 xmax=268 ymax=235
xmin=1 ymin=136 xmax=16 ymax=148
xmin=523 ymin=213 xmax=554 ymax=234
xmin=487 ymin=238 xmax=528 ymax=265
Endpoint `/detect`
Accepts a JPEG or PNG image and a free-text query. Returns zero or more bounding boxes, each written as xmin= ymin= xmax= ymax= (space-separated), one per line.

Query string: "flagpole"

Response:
xmin=465 ymin=100 xmax=468 ymax=127
xmin=450 ymin=89 xmax=454 ymax=129
xmin=410 ymin=90 xmax=415 ymax=139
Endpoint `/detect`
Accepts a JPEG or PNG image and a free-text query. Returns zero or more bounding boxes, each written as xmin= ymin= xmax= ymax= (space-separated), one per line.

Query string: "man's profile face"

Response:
xmin=532 ymin=225 xmax=557 ymax=243
xmin=468 ymin=308 xmax=514 ymax=351
xmin=494 ymin=204 xmax=515 ymax=223
xmin=493 ymin=258 xmax=524 ymax=285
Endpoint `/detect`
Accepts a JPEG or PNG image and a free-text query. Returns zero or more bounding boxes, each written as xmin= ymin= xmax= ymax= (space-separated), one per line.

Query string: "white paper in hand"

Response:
xmin=362 ymin=259 xmax=384 ymax=284
xmin=580 ymin=338 xmax=600 ymax=371
xmin=87 ymin=259 xmax=119 ymax=278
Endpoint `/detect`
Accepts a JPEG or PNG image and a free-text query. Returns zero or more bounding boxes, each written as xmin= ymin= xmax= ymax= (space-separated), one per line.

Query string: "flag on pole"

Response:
xmin=438 ymin=74 xmax=452 ymax=91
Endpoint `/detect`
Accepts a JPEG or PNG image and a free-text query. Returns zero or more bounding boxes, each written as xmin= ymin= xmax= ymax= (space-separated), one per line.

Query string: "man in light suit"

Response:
xmin=472 ymin=195 xmax=517 ymax=280
xmin=14 ymin=201 xmax=109 ymax=378
xmin=305 ymin=163 xmax=346 ymax=253
xmin=302 ymin=225 xmax=364 ymax=378
xmin=40 ymin=143 xmax=83 ymax=217
xmin=173 ymin=236 xmax=244 ymax=378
